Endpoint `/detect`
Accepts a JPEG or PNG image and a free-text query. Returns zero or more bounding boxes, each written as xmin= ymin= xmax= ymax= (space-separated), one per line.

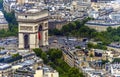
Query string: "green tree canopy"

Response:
xmin=68 ymin=67 xmax=85 ymax=77
xmin=33 ymin=48 xmax=42 ymax=57
xmin=0 ymin=0 xmax=3 ymax=9
xmin=48 ymin=49 xmax=62 ymax=62
xmin=112 ymin=58 xmax=120 ymax=63
xmin=41 ymin=52 xmax=48 ymax=64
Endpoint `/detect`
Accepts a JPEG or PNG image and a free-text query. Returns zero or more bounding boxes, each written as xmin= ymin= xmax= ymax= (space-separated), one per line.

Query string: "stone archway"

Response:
xmin=38 ymin=25 xmax=42 ymax=47
xmin=38 ymin=25 xmax=42 ymax=40
xmin=24 ymin=34 xmax=29 ymax=49
xmin=38 ymin=25 xmax=42 ymax=31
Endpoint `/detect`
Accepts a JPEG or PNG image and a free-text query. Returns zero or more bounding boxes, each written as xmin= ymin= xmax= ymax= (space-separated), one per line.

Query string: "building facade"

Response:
xmin=3 ymin=0 xmax=16 ymax=13
xmin=0 ymin=11 xmax=8 ymax=30
xmin=17 ymin=0 xmax=41 ymax=4
xmin=0 ymin=63 xmax=12 ymax=77
xmin=13 ymin=66 xmax=59 ymax=77
xmin=17 ymin=9 xmax=49 ymax=49
xmin=16 ymin=0 xmax=25 ymax=4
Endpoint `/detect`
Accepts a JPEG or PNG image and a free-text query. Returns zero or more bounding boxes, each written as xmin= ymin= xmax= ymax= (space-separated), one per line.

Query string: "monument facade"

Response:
xmin=17 ymin=9 xmax=49 ymax=49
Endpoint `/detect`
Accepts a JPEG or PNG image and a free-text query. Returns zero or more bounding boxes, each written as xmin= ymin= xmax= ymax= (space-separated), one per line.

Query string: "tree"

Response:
xmin=33 ymin=48 xmax=42 ymax=57
xmin=107 ymin=27 xmax=113 ymax=32
xmin=112 ymin=58 xmax=120 ymax=63
xmin=75 ymin=46 xmax=81 ymax=49
xmin=102 ymin=59 xmax=109 ymax=65
xmin=113 ymin=35 xmax=120 ymax=42
xmin=48 ymin=49 xmax=62 ymax=62
xmin=82 ymin=17 xmax=93 ymax=25
xmin=0 ymin=0 xmax=3 ymax=9
xmin=74 ymin=20 xmax=81 ymax=29
xmin=87 ymin=42 xmax=95 ymax=49
xmin=3 ymin=11 xmax=17 ymax=25
xmin=46 ymin=48 xmax=85 ymax=77
xmin=41 ymin=52 xmax=48 ymax=64
xmin=68 ymin=22 xmax=77 ymax=31
xmin=49 ymin=17 xmax=120 ymax=46
xmin=61 ymin=24 xmax=70 ymax=35
xmin=0 ymin=11 xmax=19 ymax=37
xmin=12 ymin=53 xmax=20 ymax=58
xmin=68 ymin=67 xmax=84 ymax=77
xmin=49 ymin=29 xmax=62 ymax=35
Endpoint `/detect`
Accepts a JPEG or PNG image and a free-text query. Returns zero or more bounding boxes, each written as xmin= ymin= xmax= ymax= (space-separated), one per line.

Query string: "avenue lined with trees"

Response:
xmin=33 ymin=48 xmax=85 ymax=77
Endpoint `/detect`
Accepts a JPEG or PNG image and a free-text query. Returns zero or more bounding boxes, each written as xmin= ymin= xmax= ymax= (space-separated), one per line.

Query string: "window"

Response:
xmin=25 ymin=15 xmax=27 ymax=18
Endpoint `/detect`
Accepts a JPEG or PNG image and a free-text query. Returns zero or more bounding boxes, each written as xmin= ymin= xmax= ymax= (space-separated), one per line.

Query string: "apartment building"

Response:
xmin=3 ymin=0 xmax=16 ymax=13
xmin=63 ymin=48 xmax=108 ymax=68
xmin=14 ymin=66 xmax=59 ymax=77
xmin=0 ymin=11 xmax=8 ymax=30
xmin=0 ymin=63 xmax=12 ymax=77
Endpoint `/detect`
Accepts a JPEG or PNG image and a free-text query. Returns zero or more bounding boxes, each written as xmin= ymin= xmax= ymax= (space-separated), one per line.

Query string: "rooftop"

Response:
xmin=0 ymin=18 xmax=8 ymax=24
xmin=111 ymin=64 xmax=120 ymax=69
xmin=0 ymin=63 xmax=11 ymax=70
xmin=18 ymin=60 xmax=35 ymax=67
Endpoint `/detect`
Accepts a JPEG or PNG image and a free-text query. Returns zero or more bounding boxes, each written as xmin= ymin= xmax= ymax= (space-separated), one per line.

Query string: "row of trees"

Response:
xmin=87 ymin=42 xmax=107 ymax=50
xmin=49 ymin=17 xmax=100 ymax=43
xmin=49 ymin=17 xmax=95 ymax=38
xmin=33 ymin=48 xmax=84 ymax=77
xmin=93 ymin=27 xmax=120 ymax=45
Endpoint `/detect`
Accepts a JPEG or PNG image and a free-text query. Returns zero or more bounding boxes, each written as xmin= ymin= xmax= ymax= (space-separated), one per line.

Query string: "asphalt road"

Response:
xmin=48 ymin=36 xmax=87 ymax=50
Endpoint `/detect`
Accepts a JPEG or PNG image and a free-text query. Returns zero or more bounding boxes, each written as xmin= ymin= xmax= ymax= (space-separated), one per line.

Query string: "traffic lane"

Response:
xmin=48 ymin=36 xmax=87 ymax=49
